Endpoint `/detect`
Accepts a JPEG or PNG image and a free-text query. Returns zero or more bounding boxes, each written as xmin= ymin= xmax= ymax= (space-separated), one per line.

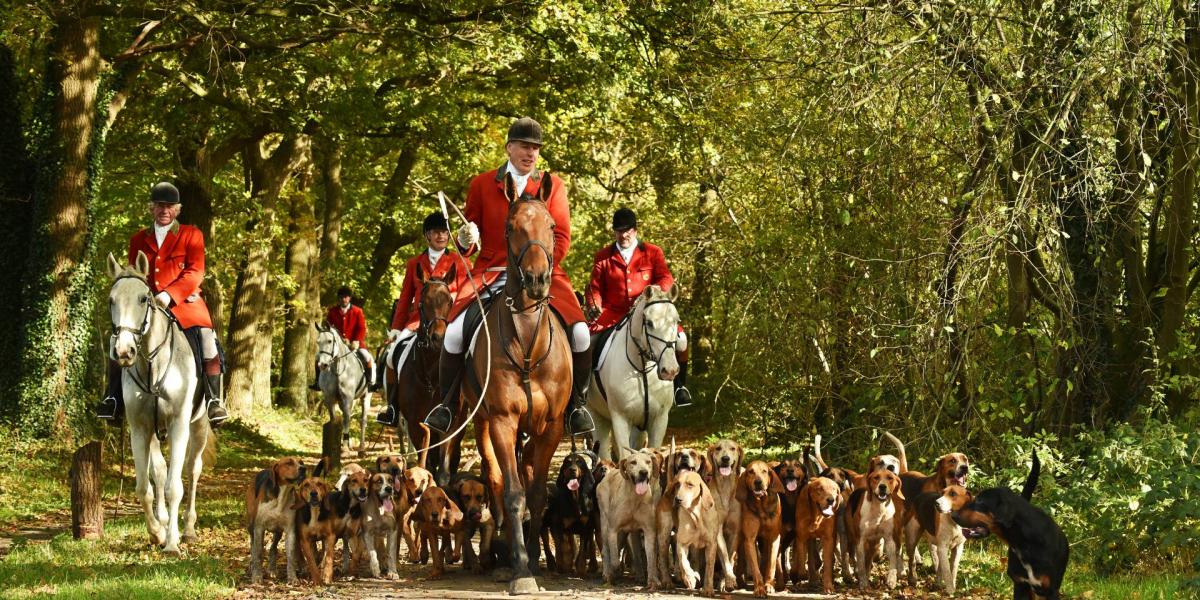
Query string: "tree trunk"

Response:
xmin=1162 ymin=0 xmax=1199 ymax=415
xmin=321 ymin=415 xmax=343 ymax=473
xmin=316 ymin=137 xmax=344 ymax=307
xmin=16 ymin=13 xmax=102 ymax=435
xmin=70 ymin=440 xmax=103 ymax=540
xmin=363 ymin=145 xmax=422 ymax=303
xmin=225 ymin=134 xmax=309 ymax=415
xmin=279 ymin=189 xmax=318 ymax=410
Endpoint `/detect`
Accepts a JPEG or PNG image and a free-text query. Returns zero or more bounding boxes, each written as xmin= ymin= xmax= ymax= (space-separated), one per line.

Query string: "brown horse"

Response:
xmin=387 ymin=262 xmax=464 ymax=479
xmin=468 ymin=174 xmax=571 ymax=594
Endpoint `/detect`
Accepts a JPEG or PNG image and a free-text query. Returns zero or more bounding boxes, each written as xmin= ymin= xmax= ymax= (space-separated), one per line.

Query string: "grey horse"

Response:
xmin=315 ymin=322 xmax=370 ymax=455
xmin=107 ymin=252 xmax=214 ymax=554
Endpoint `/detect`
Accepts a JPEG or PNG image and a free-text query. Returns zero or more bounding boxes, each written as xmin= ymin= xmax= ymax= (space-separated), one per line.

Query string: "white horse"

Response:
xmin=589 ymin=285 xmax=682 ymax=460
xmin=314 ymin=322 xmax=369 ymax=454
xmin=107 ymin=252 xmax=214 ymax=554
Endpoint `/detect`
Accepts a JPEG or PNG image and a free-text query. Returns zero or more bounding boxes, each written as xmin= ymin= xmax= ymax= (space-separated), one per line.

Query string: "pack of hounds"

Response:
xmin=244 ymin=432 xmax=1069 ymax=599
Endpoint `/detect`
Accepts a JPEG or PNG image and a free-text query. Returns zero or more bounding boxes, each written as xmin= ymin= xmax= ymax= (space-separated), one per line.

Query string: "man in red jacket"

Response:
xmin=97 ymin=182 xmax=229 ymax=426
xmin=376 ymin=211 xmax=468 ymax=426
xmin=585 ymin=208 xmax=692 ymax=406
xmin=309 ymin=286 xmax=378 ymax=391
xmin=423 ymin=117 xmax=595 ymax=435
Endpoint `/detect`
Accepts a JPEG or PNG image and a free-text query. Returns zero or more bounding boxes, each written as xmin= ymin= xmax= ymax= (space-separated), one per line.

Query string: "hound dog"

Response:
xmin=401 ymin=465 xmax=435 ymax=563
xmin=772 ymin=458 xmax=808 ymax=586
xmin=293 ymin=477 xmax=361 ymax=585
xmin=544 ymin=451 xmax=600 ymax=577
xmin=592 ymin=457 xmax=617 ymax=563
xmin=705 ymin=439 xmax=743 ymax=586
xmin=357 ymin=471 xmax=401 ymax=579
xmin=791 ymin=477 xmax=842 ymax=594
xmin=448 ymin=473 xmax=495 ymax=573
xmin=657 ymin=470 xmax=726 ymax=596
xmin=412 ymin=486 xmax=464 ymax=579
xmin=846 ymin=468 xmax=905 ymax=589
xmin=334 ymin=462 xmax=366 ymax=491
xmin=953 ymin=451 xmax=1068 ymax=600
xmin=898 ymin=444 xmax=970 ymax=582
xmin=849 ymin=431 xmax=907 ymax=490
xmin=810 ymin=440 xmax=857 ymax=584
xmin=375 ymin=454 xmax=406 ymax=479
xmin=597 ymin=448 xmax=662 ymax=588
xmin=246 ymin=456 xmax=308 ymax=584
xmin=909 ymin=484 xmax=971 ymax=593
xmin=736 ymin=460 xmax=786 ymax=598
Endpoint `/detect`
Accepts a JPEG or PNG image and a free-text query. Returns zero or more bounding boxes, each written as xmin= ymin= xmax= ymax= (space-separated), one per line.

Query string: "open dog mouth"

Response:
xmin=950 ymin=472 xmax=968 ymax=486
xmin=961 ymin=525 xmax=989 ymax=539
xmin=566 ymin=478 xmax=580 ymax=492
xmin=821 ymin=504 xmax=835 ymax=517
xmin=718 ymin=464 xmax=733 ymax=477
xmin=634 ymin=475 xmax=650 ymax=496
xmin=784 ymin=477 xmax=799 ymax=492
xmin=875 ymin=489 xmax=890 ymax=501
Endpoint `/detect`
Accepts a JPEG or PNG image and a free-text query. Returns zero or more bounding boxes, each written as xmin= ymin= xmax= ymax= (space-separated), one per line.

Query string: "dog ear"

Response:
xmin=312 ymin=456 xmax=328 ymax=478
xmin=375 ymin=456 xmax=387 ymax=473
xmin=706 ymin=445 xmax=718 ymax=471
xmin=272 ymin=462 xmax=284 ymax=489
xmin=892 ymin=475 xmax=906 ymax=502
xmin=736 ymin=446 xmax=744 ymax=471
xmin=735 ymin=470 xmax=750 ymax=503
xmin=768 ymin=469 xmax=786 ymax=494
xmin=700 ymin=481 xmax=716 ymax=512
xmin=447 ymin=496 xmax=464 ymax=522
xmin=661 ymin=479 xmax=679 ymax=506
xmin=650 ymin=452 xmax=663 ymax=479
xmin=290 ymin=487 xmax=306 ymax=511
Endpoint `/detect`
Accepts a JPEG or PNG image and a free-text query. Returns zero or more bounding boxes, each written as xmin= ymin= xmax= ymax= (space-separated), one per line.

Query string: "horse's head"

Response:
xmin=417 ymin=261 xmax=456 ymax=347
xmin=638 ymin=285 xmax=681 ymax=381
xmin=106 ymin=251 xmax=154 ymax=367
xmin=504 ymin=173 xmax=555 ymax=302
xmin=314 ymin=321 xmax=338 ymax=371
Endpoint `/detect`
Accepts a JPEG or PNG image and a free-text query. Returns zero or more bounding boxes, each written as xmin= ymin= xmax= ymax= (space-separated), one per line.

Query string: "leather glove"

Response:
xmin=584 ymin=304 xmax=601 ymax=322
xmin=456 ymin=221 xmax=480 ymax=248
xmin=155 ymin=291 xmax=172 ymax=308
xmin=350 ymin=340 xmax=361 ymax=351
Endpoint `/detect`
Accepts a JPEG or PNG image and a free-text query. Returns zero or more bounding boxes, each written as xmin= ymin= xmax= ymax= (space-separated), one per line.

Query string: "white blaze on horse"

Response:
xmin=314 ymin=322 xmax=370 ymax=454
xmin=107 ymin=252 xmax=214 ymax=554
xmin=589 ymin=285 xmax=681 ymax=460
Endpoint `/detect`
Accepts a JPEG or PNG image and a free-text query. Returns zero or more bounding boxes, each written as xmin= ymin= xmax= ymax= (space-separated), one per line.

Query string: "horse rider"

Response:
xmin=423 ymin=116 xmax=596 ymax=436
xmin=375 ymin=211 xmax=468 ymax=426
xmin=97 ymin=182 xmax=230 ymax=427
xmin=585 ymin=207 xmax=693 ymax=407
xmin=309 ymin=286 xmax=380 ymax=391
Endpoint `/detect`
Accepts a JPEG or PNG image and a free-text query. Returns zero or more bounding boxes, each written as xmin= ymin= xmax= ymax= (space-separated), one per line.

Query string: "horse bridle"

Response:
xmin=628 ymin=298 xmax=678 ymax=369
xmin=504 ymin=199 xmax=555 ymax=309
xmin=417 ymin=278 xmax=451 ymax=349
xmin=109 ymin=275 xmax=179 ymax=405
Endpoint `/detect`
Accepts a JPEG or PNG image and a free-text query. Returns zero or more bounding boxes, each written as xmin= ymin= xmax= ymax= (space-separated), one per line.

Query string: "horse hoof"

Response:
xmin=163 ymin=544 xmax=181 ymax=556
xmin=508 ymin=577 xmax=540 ymax=595
xmin=182 ymin=532 xmax=197 ymax=544
xmin=493 ymin=567 xmax=514 ymax=582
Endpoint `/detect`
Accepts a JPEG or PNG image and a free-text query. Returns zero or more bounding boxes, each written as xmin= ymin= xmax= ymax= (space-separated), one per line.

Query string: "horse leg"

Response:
xmin=340 ymin=392 xmax=353 ymax=449
xmin=522 ymin=425 xmax=560 ymax=575
xmin=148 ymin=432 xmax=170 ymax=539
xmin=476 ymin=418 xmax=504 ymax=531
xmin=593 ymin=414 xmax=614 ymax=461
xmin=610 ymin=413 xmax=636 ymax=458
xmin=129 ymin=424 xmax=166 ymax=547
xmin=181 ymin=424 xmax=206 ymax=543
xmin=161 ymin=416 xmax=191 ymax=554
xmin=646 ymin=403 xmax=670 ymax=451
xmin=359 ymin=391 xmax=369 ymax=457
xmin=490 ymin=418 xmax=538 ymax=594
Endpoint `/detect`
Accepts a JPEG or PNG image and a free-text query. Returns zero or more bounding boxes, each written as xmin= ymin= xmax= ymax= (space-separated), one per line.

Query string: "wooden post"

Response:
xmin=70 ymin=441 xmax=104 ymax=540
xmin=321 ymin=415 xmax=342 ymax=473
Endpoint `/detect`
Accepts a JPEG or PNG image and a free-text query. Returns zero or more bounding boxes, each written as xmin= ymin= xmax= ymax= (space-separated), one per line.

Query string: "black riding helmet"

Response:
xmin=150 ymin=181 xmax=180 ymax=204
xmin=612 ymin=207 xmax=637 ymax=231
xmin=423 ymin=211 xmax=449 ymax=233
xmin=336 ymin=286 xmax=352 ymax=299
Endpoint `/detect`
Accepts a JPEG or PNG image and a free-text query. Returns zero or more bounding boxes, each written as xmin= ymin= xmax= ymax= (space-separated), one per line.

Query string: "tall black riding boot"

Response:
xmin=97 ymin=360 xmax=124 ymax=422
xmin=423 ymin=350 xmax=465 ymax=434
xmin=673 ymin=348 xmax=693 ymax=407
xmin=567 ymin=349 xmax=596 ymax=435
xmin=203 ymin=358 xmax=229 ymax=428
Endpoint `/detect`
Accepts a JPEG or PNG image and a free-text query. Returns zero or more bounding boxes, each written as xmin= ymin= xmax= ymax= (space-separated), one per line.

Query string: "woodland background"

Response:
xmin=0 ymin=0 xmax=1196 ymax=587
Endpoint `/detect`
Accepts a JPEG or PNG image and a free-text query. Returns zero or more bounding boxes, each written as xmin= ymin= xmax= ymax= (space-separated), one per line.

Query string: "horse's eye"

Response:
xmin=139 ymin=296 xmax=148 ymax=304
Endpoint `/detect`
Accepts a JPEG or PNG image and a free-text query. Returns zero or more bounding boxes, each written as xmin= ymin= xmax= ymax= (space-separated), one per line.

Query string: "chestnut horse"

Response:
xmin=468 ymin=174 xmax=571 ymax=594
xmin=388 ymin=261 xmax=465 ymax=478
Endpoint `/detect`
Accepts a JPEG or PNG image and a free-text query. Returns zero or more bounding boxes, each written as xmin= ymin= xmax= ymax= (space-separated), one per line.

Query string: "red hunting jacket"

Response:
xmin=327 ymin=304 xmax=367 ymax=345
xmin=586 ymin=242 xmax=674 ymax=332
xmin=390 ymin=249 xmax=471 ymax=331
xmin=448 ymin=163 xmax=585 ymax=325
xmin=128 ymin=222 xmax=213 ymax=329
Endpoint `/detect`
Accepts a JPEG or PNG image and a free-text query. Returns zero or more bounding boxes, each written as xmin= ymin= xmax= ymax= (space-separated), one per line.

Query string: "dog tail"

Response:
xmin=882 ymin=431 xmax=907 ymax=473
xmin=1021 ymin=449 xmax=1040 ymax=500
xmin=812 ymin=434 xmax=829 ymax=471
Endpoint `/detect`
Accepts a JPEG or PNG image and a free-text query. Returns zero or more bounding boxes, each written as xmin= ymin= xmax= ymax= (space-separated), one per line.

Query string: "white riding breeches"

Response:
xmin=385 ymin=328 xmax=417 ymax=364
xmin=357 ymin=347 xmax=374 ymax=367
xmin=676 ymin=330 xmax=687 ymax=353
xmin=444 ymin=275 xmax=590 ymax=354
xmin=199 ymin=327 xmax=218 ymax=360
